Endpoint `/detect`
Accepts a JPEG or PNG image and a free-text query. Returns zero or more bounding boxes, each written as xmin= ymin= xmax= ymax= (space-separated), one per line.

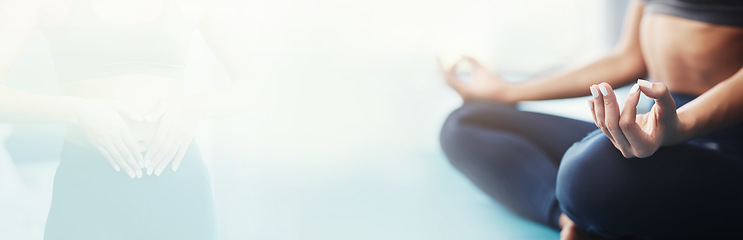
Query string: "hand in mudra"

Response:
xmin=588 ymin=80 xmax=682 ymax=158
xmin=438 ymin=56 xmax=510 ymax=102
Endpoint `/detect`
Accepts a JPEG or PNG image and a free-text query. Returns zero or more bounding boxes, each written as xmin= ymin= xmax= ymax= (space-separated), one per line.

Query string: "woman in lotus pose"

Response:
xmin=439 ymin=0 xmax=743 ymax=239
xmin=0 ymin=0 xmax=255 ymax=239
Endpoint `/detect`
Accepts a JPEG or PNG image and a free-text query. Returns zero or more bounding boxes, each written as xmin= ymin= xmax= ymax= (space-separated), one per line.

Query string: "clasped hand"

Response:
xmin=74 ymin=98 xmax=205 ymax=178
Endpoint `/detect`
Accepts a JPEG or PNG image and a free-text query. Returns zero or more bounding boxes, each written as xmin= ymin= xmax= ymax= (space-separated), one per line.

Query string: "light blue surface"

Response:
xmin=203 ymin=60 xmax=569 ymax=239
xmin=211 ymin=149 xmax=562 ymax=240
xmin=199 ymin=55 xmax=644 ymax=240
xmin=0 ymin=1 xmax=623 ymax=236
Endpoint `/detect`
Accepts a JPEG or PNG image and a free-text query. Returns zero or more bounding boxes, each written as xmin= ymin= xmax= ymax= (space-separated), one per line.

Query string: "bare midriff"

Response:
xmin=61 ymin=74 xmax=184 ymax=149
xmin=640 ymin=14 xmax=743 ymax=95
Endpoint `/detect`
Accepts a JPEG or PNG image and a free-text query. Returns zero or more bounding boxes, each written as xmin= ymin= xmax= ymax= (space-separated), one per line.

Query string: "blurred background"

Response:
xmin=1 ymin=0 xmax=630 ymax=239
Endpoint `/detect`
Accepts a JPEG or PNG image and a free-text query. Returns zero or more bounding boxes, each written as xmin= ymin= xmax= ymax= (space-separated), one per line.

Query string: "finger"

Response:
xmin=120 ymin=132 xmax=144 ymax=168
xmin=438 ymin=57 xmax=465 ymax=90
xmin=111 ymin=100 xmax=144 ymax=122
xmin=588 ymin=99 xmax=597 ymax=124
xmin=154 ymin=140 xmax=178 ymax=176
xmin=621 ymin=83 xmax=651 ymax=156
xmin=102 ymin=140 xmax=135 ymax=178
xmin=590 ymin=85 xmax=612 ymax=141
xmin=599 ymin=82 xmax=633 ymax=157
xmin=622 ymin=83 xmax=641 ymax=119
xmin=463 ymin=56 xmax=484 ymax=69
xmin=96 ymin=145 xmax=120 ymax=172
xmin=637 ymin=79 xmax=676 ymax=112
xmin=171 ymin=139 xmax=192 ymax=172
xmin=144 ymin=98 xmax=171 ymax=122
xmin=144 ymin=123 xmax=168 ymax=169
xmin=147 ymin=137 xmax=174 ymax=176
xmin=113 ymin=137 xmax=142 ymax=178
xmin=436 ymin=56 xmax=448 ymax=74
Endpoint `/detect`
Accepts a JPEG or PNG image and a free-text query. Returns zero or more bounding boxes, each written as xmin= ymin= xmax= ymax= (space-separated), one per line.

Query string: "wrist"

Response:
xmin=497 ymin=82 xmax=519 ymax=103
xmin=668 ymin=109 xmax=694 ymax=146
xmin=60 ymin=96 xmax=89 ymax=125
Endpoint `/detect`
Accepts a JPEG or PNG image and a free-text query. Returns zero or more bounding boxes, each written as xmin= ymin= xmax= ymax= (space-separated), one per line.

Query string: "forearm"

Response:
xmin=503 ymin=52 xmax=646 ymax=102
xmin=676 ymin=68 xmax=743 ymax=142
xmin=0 ymin=86 xmax=83 ymax=124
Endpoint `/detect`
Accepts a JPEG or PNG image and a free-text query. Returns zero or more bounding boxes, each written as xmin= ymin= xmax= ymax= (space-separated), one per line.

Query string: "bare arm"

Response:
xmin=0 ymin=0 xmax=85 ymax=124
xmin=179 ymin=0 xmax=258 ymax=119
xmin=0 ymin=0 xmax=145 ymax=177
xmin=502 ymin=0 xmax=647 ymax=102
xmin=676 ymin=67 xmax=743 ymax=142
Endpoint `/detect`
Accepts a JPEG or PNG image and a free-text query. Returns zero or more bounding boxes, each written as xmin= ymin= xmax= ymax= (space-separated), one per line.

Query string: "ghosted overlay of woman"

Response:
xmin=0 ymin=0 xmax=257 ymax=239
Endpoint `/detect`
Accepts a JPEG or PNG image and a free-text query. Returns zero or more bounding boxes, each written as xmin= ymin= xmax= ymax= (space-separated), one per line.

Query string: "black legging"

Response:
xmin=44 ymin=129 xmax=217 ymax=240
xmin=440 ymin=93 xmax=743 ymax=239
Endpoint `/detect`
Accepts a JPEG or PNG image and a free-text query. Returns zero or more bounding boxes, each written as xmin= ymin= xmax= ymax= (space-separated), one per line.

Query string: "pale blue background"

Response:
xmin=0 ymin=0 xmax=631 ymax=239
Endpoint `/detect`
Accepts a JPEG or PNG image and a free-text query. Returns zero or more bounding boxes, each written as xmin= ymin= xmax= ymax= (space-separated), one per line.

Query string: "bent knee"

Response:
xmin=439 ymin=102 xmax=515 ymax=150
xmin=555 ymin=131 xmax=630 ymax=229
xmin=439 ymin=102 xmax=519 ymax=167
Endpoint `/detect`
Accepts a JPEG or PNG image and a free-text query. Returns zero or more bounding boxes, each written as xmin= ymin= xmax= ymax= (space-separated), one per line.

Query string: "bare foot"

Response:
xmin=559 ymin=214 xmax=611 ymax=240
xmin=559 ymin=215 xmax=580 ymax=240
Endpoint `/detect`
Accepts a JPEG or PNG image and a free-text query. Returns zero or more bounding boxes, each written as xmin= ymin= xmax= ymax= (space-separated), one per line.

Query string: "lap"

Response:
xmin=557 ymin=129 xmax=743 ymax=238
xmin=442 ymin=101 xmax=596 ymax=163
xmin=45 ymin=139 xmax=216 ymax=240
